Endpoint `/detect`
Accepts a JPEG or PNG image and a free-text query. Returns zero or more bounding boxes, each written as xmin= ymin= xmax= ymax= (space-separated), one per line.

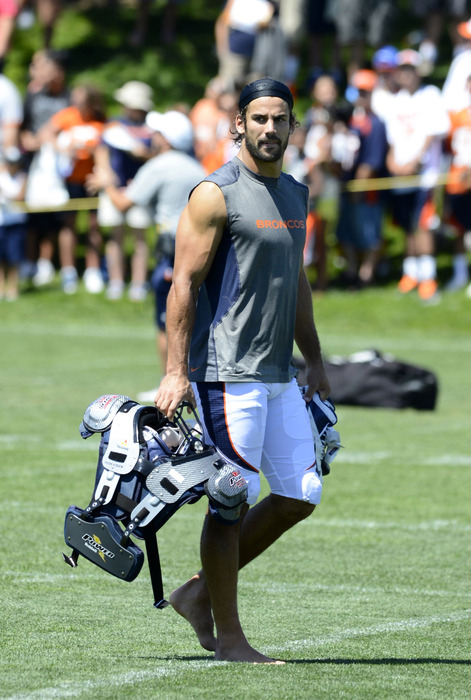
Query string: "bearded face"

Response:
xmin=236 ymin=96 xmax=293 ymax=164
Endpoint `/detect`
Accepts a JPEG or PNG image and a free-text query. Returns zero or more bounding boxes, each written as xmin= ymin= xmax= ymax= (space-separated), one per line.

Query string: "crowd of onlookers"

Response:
xmin=286 ymin=37 xmax=471 ymax=304
xmin=1 ymin=0 xmax=471 ymax=304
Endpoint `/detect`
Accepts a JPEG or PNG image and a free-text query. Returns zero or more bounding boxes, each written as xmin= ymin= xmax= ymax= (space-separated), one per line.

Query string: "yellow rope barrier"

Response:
xmin=7 ymin=171 xmax=460 ymax=213
xmin=345 ymin=172 xmax=452 ymax=192
xmin=14 ymin=197 xmax=100 ymax=213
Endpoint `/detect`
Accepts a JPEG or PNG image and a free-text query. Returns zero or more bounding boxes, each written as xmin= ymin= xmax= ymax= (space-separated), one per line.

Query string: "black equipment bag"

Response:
xmin=295 ymin=350 xmax=438 ymax=411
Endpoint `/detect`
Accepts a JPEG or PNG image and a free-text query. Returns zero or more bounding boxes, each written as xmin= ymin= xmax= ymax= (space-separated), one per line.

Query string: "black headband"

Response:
xmin=238 ymin=78 xmax=294 ymax=111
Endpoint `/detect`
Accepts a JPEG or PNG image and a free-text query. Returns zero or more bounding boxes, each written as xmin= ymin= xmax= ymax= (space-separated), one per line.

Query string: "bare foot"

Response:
xmin=215 ymin=637 xmax=285 ymax=664
xmin=169 ymin=575 xmax=216 ymax=652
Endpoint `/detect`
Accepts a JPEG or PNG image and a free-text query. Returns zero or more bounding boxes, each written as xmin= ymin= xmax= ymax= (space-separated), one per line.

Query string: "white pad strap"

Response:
xmin=103 ymin=404 xmax=142 ymax=475
xmin=129 ymin=493 xmax=167 ymax=530
xmin=93 ymin=469 xmax=121 ymax=506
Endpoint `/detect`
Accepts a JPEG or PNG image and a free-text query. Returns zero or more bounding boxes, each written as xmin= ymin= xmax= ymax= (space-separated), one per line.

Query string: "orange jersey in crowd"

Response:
xmin=51 ymin=106 xmax=105 ymax=184
xmin=446 ymin=107 xmax=471 ymax=195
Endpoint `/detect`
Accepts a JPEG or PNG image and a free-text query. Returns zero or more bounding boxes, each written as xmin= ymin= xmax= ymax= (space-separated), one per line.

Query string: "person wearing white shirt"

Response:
xmin=442 ymin=17 xmax=471 ymax=112
xmin=0 ymin=72 xmax=23 ymax=157
xmin=384 ymin=49 xmax=449 ymax=303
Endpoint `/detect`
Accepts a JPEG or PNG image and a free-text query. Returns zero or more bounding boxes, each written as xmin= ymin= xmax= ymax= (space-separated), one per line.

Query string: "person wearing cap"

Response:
xmin=94 ymin=81 xmax=154 ymax=301
xmin=154 ymin=78 xmax=330 ymax=663
xmin=442 ymin=17 xmax=471 ymax=113
xmin=87 ymin=108 xmax=205 ymax=384
xmin=370 ymin=44 xmax=399 ymax=123
xmin=383 ymin=48 xmax=449 ymax=303
xmin=334 ymin=69 xmax=388 ymax=288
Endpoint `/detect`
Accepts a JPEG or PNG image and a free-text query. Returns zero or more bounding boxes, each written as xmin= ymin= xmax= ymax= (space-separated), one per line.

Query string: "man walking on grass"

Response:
xmin=155 ymin=78 xmax=330 ymax=663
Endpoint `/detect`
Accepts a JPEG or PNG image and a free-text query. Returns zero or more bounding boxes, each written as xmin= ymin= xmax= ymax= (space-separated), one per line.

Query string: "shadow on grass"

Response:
xmin=138 ymin=655 xmax=470 ymax=665
xmin=285 ymin=658 xmax=471 ymax=665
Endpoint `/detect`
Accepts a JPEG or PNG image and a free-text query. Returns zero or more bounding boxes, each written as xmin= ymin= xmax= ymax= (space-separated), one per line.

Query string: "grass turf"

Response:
xmin=1 ymin=282 xmax=470 ymax=698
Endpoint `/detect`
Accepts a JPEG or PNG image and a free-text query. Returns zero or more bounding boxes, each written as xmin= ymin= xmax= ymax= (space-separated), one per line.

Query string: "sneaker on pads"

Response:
xmin=33 ymin=258 xmax=55 ymax=287
xmin=137 ymin=387 xmax=159 ymax=403
xmin=61 ymin=266 xmax=78 ymax=294
xmin=397 ymin=275 xmax=418 ymax=294
xmin=83 ymin=267 xmax=105 ymax=294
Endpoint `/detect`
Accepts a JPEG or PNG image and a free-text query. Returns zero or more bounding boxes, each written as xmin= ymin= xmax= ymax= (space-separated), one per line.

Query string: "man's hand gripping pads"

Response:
xmin=300 ymin=388 xmax=343 ymax=480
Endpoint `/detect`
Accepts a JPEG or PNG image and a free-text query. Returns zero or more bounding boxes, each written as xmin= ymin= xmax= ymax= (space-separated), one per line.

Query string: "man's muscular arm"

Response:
xmin=154 ymin=181 xmax=226 ymax=419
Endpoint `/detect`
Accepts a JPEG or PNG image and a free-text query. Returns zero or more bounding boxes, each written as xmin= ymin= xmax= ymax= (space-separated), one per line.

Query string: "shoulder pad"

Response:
xmin=79 ymin=394 xmax=136 ymax=438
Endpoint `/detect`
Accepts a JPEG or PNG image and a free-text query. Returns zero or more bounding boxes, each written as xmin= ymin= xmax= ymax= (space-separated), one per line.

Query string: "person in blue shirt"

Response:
xmin=94 ymin=81 xmax=154 ymax=300
xmin=333 ymin=69 xmax=388 ymax=288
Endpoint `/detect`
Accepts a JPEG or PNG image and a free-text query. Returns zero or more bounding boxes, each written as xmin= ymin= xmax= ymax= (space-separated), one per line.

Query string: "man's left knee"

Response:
xmin=270 ymin=494 xmax=316 ymax=526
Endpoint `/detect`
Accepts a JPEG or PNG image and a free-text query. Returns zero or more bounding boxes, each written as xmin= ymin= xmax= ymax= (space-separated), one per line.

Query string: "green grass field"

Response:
xmin=1 ymin=282 xmax=470 ymax=699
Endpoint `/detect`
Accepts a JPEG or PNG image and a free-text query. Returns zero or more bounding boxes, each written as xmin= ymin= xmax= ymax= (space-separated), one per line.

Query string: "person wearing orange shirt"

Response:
xmin=44 ymin=84 xmax=106 ymax=293
xmin=444 ymin=73 xmax=471 ymax=294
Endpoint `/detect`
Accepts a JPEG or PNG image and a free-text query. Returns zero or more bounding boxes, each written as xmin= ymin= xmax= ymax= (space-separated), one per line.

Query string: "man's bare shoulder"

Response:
xmin=188 ymin=180 xmax=227 ymax=226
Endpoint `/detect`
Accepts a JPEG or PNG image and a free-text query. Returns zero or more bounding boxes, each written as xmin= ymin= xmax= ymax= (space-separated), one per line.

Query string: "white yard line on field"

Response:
xmin=308 ymin=517 xmax=471 ymax=532
xmin=265 ymin=608 xmax=471 ymax=655
xmin=5 ymin=610 xmax=471 ymax=699
xmin=3 ymin=570 xmax=471 ymax=601
xmin=2 ymin=322 xmax=471 ymax=353
xmin=2 ymin=433 xmax=471 ymax=468
xmin=0 ymin=322 xmax=154 ymax=341
xmin=5 ymin=660 xmax=220 ymax=700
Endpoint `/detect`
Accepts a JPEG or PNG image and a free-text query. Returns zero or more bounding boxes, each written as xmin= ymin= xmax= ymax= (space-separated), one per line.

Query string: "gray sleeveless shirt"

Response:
xmin=189 ymin=157 xmax=309 ymax=383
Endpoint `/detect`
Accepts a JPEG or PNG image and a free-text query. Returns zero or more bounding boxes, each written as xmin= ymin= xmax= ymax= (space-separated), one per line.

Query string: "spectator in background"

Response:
xmin=306 ymin=0 xmax=342 ymax=88
xmin=302 ymin=74 xmax=350 ymax=290
xmin=333 ymin=0 xmax=397 ymax=79
xmin=284 ymin=124 xmax=329 ymax=290
xmin=95 ymin=81 xmax=154 ymax=301
xmin=332 ymin=69 xmax=388 ymax=288
xmin=384 ymin=49 xmax=449 ymax=303
xmin=0 ymin=61 xmax=22 ymax=157
xmin=129 ymin=0 xmax=186 ymax=47
xmin=189 ymin=77 xmax=232 ymax=167
xmin=409 ymin=0 xmax=469 ymax=76
xmin=16 ymin=1 xmax=62 ymax=49
xmin=36 ymin=0 xmax=62 ymax=48
xmin=21 ymin=50 xmax=70 ymax=155
xmin=0 ymin=146 xmax=27 ymax=301
xmin=43 ymin=84 xmax=106 ymax=294
xmin=215 ymin=0 xmax=283 ymax=89
xmin=20 ymin=49 xmax=70 ymax=287
xmin=87 ymin=110 xmax=206 ymax=397
xmin=279 ymin=0 xmax=307 ymax=90
xmin=0 ymin=0 xmax=19 ymax=69
xmin=442 ymin=16 xmax=471 ymax=112
xmin=371 ymin=44 xmax=400 ymax=122
xmin=196 ymin=88 xmax=239 ymax=174
xmin=443 ymin=72 xmax=471 ymax=293
xmin=250 ymin=2 xmax=286 ymax=86
xmin=304 ymin=72 xmax=339 ymax=131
